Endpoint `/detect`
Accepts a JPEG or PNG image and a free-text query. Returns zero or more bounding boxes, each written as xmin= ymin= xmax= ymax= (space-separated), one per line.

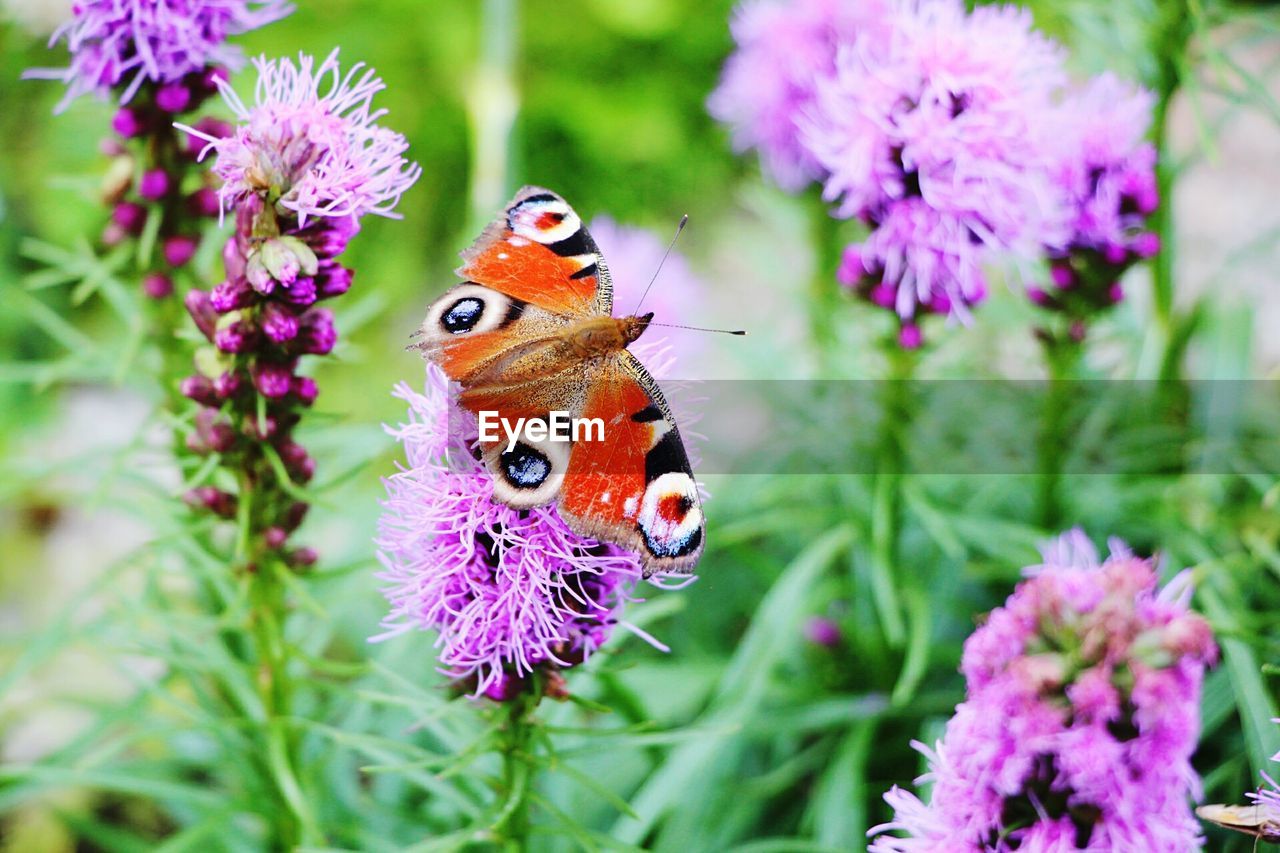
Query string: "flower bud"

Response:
xmin=264 ymin=526 xmax=289 ymax=550
xmin=260 ymin=236 xmax=319 ymax=287
xmin=292 ymin=376 xmax=319 ymax=406
xmin=112 ymin=202 xmax=147 ymax=234
xmin=112 ymin=106 xmax=146 ymax=138
xmin=187 ymin=187 xmax=221 ymax=218
xmin=253 ymin=362 xmax=294 ymax=399
xmin=315 ymin=263 xmax=353 ymax=299
xmin=803 ymin=616 xmax=841 ymax=647
xmin=213 ymin=370 xmax=242 ymax=399
xmin=138 ymin=168 xmax=172 ymax=201
xmin=185 ymin=486 xmax=237 ymax=518
xmin=210 ymin=278 xmax=254 ymax=313
xmin=179 ymin=375 xmax=217 ymax=407
xmin=282 ymin=501 xmax=309 ymax=532
xmin=184 ymin=117 xmax=232 ymax=159
xmin=214 ymin=314 xmax=258 ymax=354
xmin=898 ymin=323 xmax=922 ymax=350
xmin=188 ymin=408 xmax=236 ymax=454
xmin=262 ymin=303 xmax=300 ymax=343
xmin=142 ymin=273 xmax=173 ymax=299
xmin=296 ymin=308 xmax=336 ymax=354
xmin=302 ymin=215 xmax=360 ymax=258
xmin=185 ymin=290 xmax=218 ymax=340
xmin=155 ymin=81 xmax=192 ymax=113
xmin=164 ymin=234 xmax=200 ymax=267
xmin=280 ymin=277 xmax=317 ymax=306
xmin=287 ymin=547 xmax=318 ymax=570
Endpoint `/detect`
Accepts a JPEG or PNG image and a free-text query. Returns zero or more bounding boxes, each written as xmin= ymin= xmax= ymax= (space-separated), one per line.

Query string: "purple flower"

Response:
xmin=870 ymin=530 xmax=1217 ymax=851
xmin=1033 ymin=74 xmax=1159 ymax=321
xmin=374 ymin=371 xmax=655 ymax=698
xmin=807 ymin=0 xmax=1070 ymax=329
xmin=708 ymin=0 xmax=890 ymax=191
xmin=181 ymin=49 xmax=422 ymax=223
xmin=588 ymin=215 xmax=708 ymax=373
xmin=27 ymin=0 xmax=292 ymax=111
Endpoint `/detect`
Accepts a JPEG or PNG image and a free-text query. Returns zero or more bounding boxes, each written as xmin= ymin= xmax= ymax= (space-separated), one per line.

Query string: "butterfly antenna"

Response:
xmin=632 ymin=214 xmax=688 ymax=315
xmin=646 ymin=321 xmax=747 ymax=336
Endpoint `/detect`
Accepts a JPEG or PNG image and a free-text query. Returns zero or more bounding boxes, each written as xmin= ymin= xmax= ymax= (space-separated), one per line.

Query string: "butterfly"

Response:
xmin=414 ymin=186 xmax=704 ymax=577
xmin=1197 ymin=803 xmax=1280 ymax=846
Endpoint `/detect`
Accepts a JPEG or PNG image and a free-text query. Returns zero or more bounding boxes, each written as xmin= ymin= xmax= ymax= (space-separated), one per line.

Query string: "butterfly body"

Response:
xmin=415 ymin=187 xmax=704 ymax=576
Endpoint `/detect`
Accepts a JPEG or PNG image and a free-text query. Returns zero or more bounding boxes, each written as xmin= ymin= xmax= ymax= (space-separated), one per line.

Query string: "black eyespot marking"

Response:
xmin=501 ymin=443 xmax=551 ymax=489
xmin=442 ymin=297 xmax=484 ymax=334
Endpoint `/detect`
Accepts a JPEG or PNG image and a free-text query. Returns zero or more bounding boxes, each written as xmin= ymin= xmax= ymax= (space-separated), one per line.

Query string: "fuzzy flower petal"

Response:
xmin=375 ymin=370 xmax=648 ymax=697
xmin=184 ymin=49 xmax=421 ymax=223
xmin=871 ymin=530 xmax=1216 ymax=850
xmin=708 ymin=0 xmax=891 ymax=191
xmin=807 ymin=0 xmax=1071 ymax=323
xmin=28 ymin=0 xmax=291 ymax=110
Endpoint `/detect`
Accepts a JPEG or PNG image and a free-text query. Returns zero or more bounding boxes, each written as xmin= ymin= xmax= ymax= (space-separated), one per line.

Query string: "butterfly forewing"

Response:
xmin=417 ymin=186 xmax=704 ymax=575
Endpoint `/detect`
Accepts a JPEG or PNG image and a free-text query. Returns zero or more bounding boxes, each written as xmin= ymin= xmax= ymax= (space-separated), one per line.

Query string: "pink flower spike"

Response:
xmin=180 ymin=49 xmax=422 ymax=224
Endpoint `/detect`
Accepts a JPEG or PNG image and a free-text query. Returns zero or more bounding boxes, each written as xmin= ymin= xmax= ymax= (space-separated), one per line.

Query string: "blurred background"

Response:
xmin=1 ymin=0 xmax=1279 ymax=850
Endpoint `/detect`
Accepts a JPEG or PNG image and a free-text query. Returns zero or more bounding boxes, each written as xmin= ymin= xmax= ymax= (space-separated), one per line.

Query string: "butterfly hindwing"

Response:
xmin=558 ymin=353 xmax=704 ymax=577
xmin=418 ymin=186 xmax=705 ymax=576
xmin=458 ymin=186 xmax=612 ymax=317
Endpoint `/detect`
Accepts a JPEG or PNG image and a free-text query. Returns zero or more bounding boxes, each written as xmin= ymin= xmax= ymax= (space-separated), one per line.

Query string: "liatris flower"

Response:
xmin=1028 ymin=74 xmax=1160 ymax=325
xmin=182 ymin=50 xmax=422 ymax=223
xmin=374 ymin=371 xmax=647 ymax=700
xmin=27 ymin=0 xmax=291 ymax=111
xmin=806 ymin=0 xmax=1070 ymax=344
xmin=179 ymin=50 xmax=419 ymax=561
xmin=708 ymin=0 xmax=889 ymax=191
xmin=587 ymin=215 xmax=707 ymax=372
xmin=29 ymin=3 xmax=286 ymax=302
xmin=870 ymin=530 xmax=1217 ymax=851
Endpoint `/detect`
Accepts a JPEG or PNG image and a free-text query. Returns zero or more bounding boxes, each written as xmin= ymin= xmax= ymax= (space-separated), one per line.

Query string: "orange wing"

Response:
xmin=558 ymin=353 xmax=703 ymax=576
xmin=458 ymin=186 xmax=613 ymax=317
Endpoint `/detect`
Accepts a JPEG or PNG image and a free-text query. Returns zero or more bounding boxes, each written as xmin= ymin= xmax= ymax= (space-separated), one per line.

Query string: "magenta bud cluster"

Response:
xmin=180 ymin=195 xmax=357 ymax=558
xmin=97 ymin=66 xmax=234 ymax=301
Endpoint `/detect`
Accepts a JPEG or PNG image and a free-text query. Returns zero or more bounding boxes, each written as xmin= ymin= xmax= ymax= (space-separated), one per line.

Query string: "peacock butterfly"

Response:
xmin=413 ymin=186 xmax=704 ymax=576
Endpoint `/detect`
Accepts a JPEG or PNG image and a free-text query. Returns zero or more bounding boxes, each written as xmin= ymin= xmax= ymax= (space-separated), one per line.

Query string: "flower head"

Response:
xmin=375 ymin=371 xmax=648 ymax=698
xmin=871 ymin=530 xmax=1217 ymax=851
xmin=708 ymin=0 xmax=890 ymax=191
xmin=29 ymin=0 xmax=291 ymax=110
xmin=809 ymin=0 xmax=1070 ymax=328
xmin=184 ymin=49 xmax=422 ymax=223
xmin=1034 ymin=73 xmax=1159 ymax=319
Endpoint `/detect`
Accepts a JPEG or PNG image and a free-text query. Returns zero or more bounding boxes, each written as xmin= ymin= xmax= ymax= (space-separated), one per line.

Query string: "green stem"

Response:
xmin=492 ymin=682 xmax=540 ymax=848
xmin=808 ymin=194 xmax=843 ymax=376
xmin=870 ymin=344 xmax=916 ymax=649
xmin=1036 ymin=335 xmax=1083 ymax=531
xmin=1146 ymin=0 xmax=1194 ymax=381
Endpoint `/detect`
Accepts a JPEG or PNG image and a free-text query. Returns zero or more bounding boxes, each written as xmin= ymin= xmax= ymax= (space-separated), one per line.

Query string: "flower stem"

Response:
xmin=1036 ymin=333 xmax=1083 ymax=530
xmin=1146 ymin=0 xmax=1194 ymax=381
xmin=870 ymin=343 xmax=916 ymax=649
xmin=808 ymin=194 xmax=843 ymax=376
xmin=491 ymin=680 xmax=541 ymax=848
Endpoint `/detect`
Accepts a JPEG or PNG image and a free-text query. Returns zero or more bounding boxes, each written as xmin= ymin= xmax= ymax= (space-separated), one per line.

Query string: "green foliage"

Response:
xmin=1 ymin=1 xmax=1278 ymax=852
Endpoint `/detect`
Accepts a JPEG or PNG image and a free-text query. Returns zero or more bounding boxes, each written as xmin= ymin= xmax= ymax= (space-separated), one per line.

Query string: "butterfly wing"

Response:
xmin=558 ymin=352 xmax=704 ymax=577
xmin=458 ymin=185 xmax=612 ymax=316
